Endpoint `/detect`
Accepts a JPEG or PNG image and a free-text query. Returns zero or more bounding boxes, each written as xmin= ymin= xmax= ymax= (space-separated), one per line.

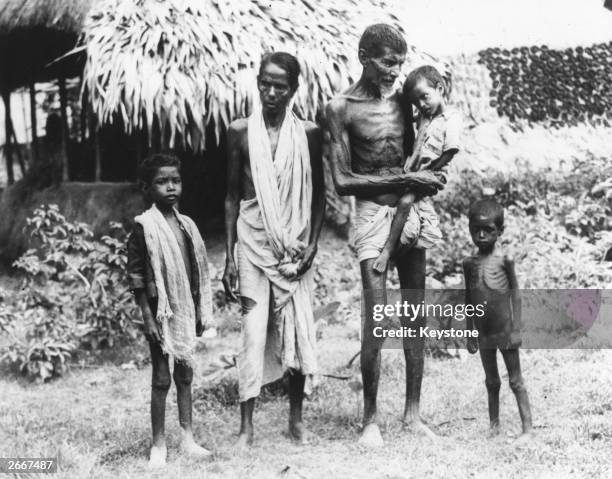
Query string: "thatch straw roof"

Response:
xmin=0 ymin=0 xmax=93 ymax=89
xmin=0 ymin=0 xmax=90 ymax=33
xmin=82 ymin=0 xmax=445 ymax=151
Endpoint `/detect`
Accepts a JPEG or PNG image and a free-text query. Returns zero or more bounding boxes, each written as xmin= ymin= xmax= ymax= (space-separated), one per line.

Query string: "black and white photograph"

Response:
xmin=1 ymin=0 xmax=612 ymax=477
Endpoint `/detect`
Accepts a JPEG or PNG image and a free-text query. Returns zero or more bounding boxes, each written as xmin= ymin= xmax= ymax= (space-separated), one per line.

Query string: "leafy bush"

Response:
xmin=439 ymin=155 xmax=612 ymax=223
xmin=0 ymin=205 xmax=138 ymax=381
xmin=563 ymin=200 xmax=611 ymax=242
xmin=430 ymin=157 xmax=612 ymax=288
xmin=0 ymin=301 xmax=11 ymax=334
xmin=1 ymin=299 xmax=76 ymax=381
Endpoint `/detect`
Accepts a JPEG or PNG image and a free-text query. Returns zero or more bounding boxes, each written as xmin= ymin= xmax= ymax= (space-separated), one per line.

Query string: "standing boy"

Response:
xmin=127 ymin=153 xmax=213 ymax=467
xmin=372 ymin=65 xmax=461 ymax=273
xmin=463 ymin=199 xmax=533 ymax=440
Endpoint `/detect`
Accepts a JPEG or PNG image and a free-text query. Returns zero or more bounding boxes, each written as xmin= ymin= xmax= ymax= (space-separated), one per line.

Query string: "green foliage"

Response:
xmin=563 ymin=201 xmax=611 ymax=242
xmin=0 ymin=303 xmax=11 ymax=334
xmin=430 ymin=157 xmax=612 ymax=288
xmin=0 ymin=205 xmax=138 ymax=382
xmin=1 ymin=302 xmax=75 ymax=382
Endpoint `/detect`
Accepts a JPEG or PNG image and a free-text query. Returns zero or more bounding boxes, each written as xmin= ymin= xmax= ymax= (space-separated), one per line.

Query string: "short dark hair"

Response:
xmin=403 ymin=65 xmax=445 ymax=96
xmin=138 ymin=153 xmax=181 ymax=185
xmin=359 ymin=23 xmax=407 ymax=58
xmin=468 ymin=199 xmax=504 ymax=229
xmin=259 ymin=52 xmax=301 ymax=90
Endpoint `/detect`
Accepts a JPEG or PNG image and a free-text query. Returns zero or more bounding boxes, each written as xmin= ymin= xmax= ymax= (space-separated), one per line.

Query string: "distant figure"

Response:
xmin=372 ymin=65 xmax=461 ymax=273
xmin=223 ymin=52 xmax=325 ymax=447
xmin=127 ymin=153 xmax=213 ymax=467
xmin=463 ymin=199 xmax=533 ymax=441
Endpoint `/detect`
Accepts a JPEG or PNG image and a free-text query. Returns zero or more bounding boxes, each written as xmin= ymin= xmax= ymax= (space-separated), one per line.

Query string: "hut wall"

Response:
xmin=0 ymin=181 xmax=144 ymax=262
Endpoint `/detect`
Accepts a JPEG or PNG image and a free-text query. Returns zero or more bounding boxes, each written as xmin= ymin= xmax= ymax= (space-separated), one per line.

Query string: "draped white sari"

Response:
xmin=236 ymin=105 xmax=317 ymax=389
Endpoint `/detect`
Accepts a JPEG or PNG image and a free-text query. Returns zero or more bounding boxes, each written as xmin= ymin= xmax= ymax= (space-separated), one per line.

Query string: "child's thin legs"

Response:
xmin=150 ymin=341 xmax=171 ymax=447
xmin=174 ymin=361 xmax=212 ymax=457
xmin=479 ymin=347 xmax=501 ymax=432
xmin=501 ymin=349 xmax=533 ymax=434
xmin=373 ymin=192 xmax=416 ymax=273
xmin=173 ymin=361 xmax=194 ymax=431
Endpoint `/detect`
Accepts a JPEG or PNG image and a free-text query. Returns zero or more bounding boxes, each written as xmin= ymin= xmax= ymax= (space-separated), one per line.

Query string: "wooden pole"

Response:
xmin=9 ymin=119 xmax=26 ymax=176
xmin=58 ymin=76 xmax=70 ymax=182
xmin=89 ymin=110 xmax=101 ymax=181
xmin=29 ymin=81 xmax=38 ymax=164
xmin=80 ymin=82 xmax=87 ymax=143
xmin=2 ymin=90 xmax=14 ymax=185
xmin=135 ymin=129 xmax=142 ymax=166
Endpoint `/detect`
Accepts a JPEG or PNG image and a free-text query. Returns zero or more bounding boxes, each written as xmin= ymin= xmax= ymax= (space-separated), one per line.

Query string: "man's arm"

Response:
xmin=222 ymin=121 xmax=243 ymax=301
xmin=403 ymin=100 xmax=416 ymax=157
xmin=298 ymin=124 xmax=325 ymax=275
xmin=325 ymin=99 xmax=443 ymax=197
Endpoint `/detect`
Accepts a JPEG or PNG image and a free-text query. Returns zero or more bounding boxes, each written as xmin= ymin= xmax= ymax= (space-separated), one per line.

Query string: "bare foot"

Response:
xmin=180 ymin=437 xmax=213 ymax=459
xmin=403 ymin=418 xmax=438 ymax=441
xmin=234 ymin=430 xmax=254 ymax=451
xmin=372 ymin=251 xmax=391 ymax=273
xmin=358 ymin=423 xmax=384 ymax=448
xmin=514 ymin=431 xmax=534 ymax=446
xmin=148 ymin=443 xmax=167 ymax=468
xmin=488 ymin=424 xmax=501 ymax=438
xmin=288 ymin=422 xmax=317 ymax=445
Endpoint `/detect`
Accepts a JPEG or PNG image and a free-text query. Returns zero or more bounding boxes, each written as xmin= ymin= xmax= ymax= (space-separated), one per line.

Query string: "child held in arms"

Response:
xmin=463 ymin=199 xmax=533 ymax=441
xmin=127 ymin=153 xmax=213 ymax=467
xmin=373 ymin=65 xmax=461 ymax=273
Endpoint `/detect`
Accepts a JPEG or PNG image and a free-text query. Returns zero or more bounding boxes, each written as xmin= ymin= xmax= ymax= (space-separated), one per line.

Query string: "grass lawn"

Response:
xmin=2 ymin=324 xmax=612 ymax=478
xmin=2 ymin=232 xmax=612 ymax=478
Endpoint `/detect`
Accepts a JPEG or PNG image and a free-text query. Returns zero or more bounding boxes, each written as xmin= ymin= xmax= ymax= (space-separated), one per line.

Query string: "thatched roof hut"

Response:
xmin=0 ymin=0 xmax=92 ymax=90
xmin=81 ymin=0 xmax=444 ymax=151
xmin=0 ymin=0 xmax=95 ymax=184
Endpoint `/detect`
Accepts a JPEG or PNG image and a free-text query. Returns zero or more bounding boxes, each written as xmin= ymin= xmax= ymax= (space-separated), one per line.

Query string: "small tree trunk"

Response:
xmin=58 ymin=76 xmax=70 ymax=182
xmin=80 ymin=83 xmax=88 ymax=143
xmin=89 ymin=111 xmax=101 ymax=181
xmin=10 ymin=120 xmax=26 ymax=176
xmin=29 ymin=81 xmax=39 ymax=164
xmin=2 ymin=90 xmax=14 ymax=185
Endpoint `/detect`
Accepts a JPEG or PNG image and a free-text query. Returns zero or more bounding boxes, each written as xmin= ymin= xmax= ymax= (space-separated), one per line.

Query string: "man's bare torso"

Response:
xmin=230 ymin=118 xmax=318 ymax=202
xmin=342 ymin=88 xmax=407 ymax=205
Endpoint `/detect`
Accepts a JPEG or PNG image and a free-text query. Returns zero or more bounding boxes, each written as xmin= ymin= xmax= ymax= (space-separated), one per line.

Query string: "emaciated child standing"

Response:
xmin=463 ymin=199 xmax=533 ymax=440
